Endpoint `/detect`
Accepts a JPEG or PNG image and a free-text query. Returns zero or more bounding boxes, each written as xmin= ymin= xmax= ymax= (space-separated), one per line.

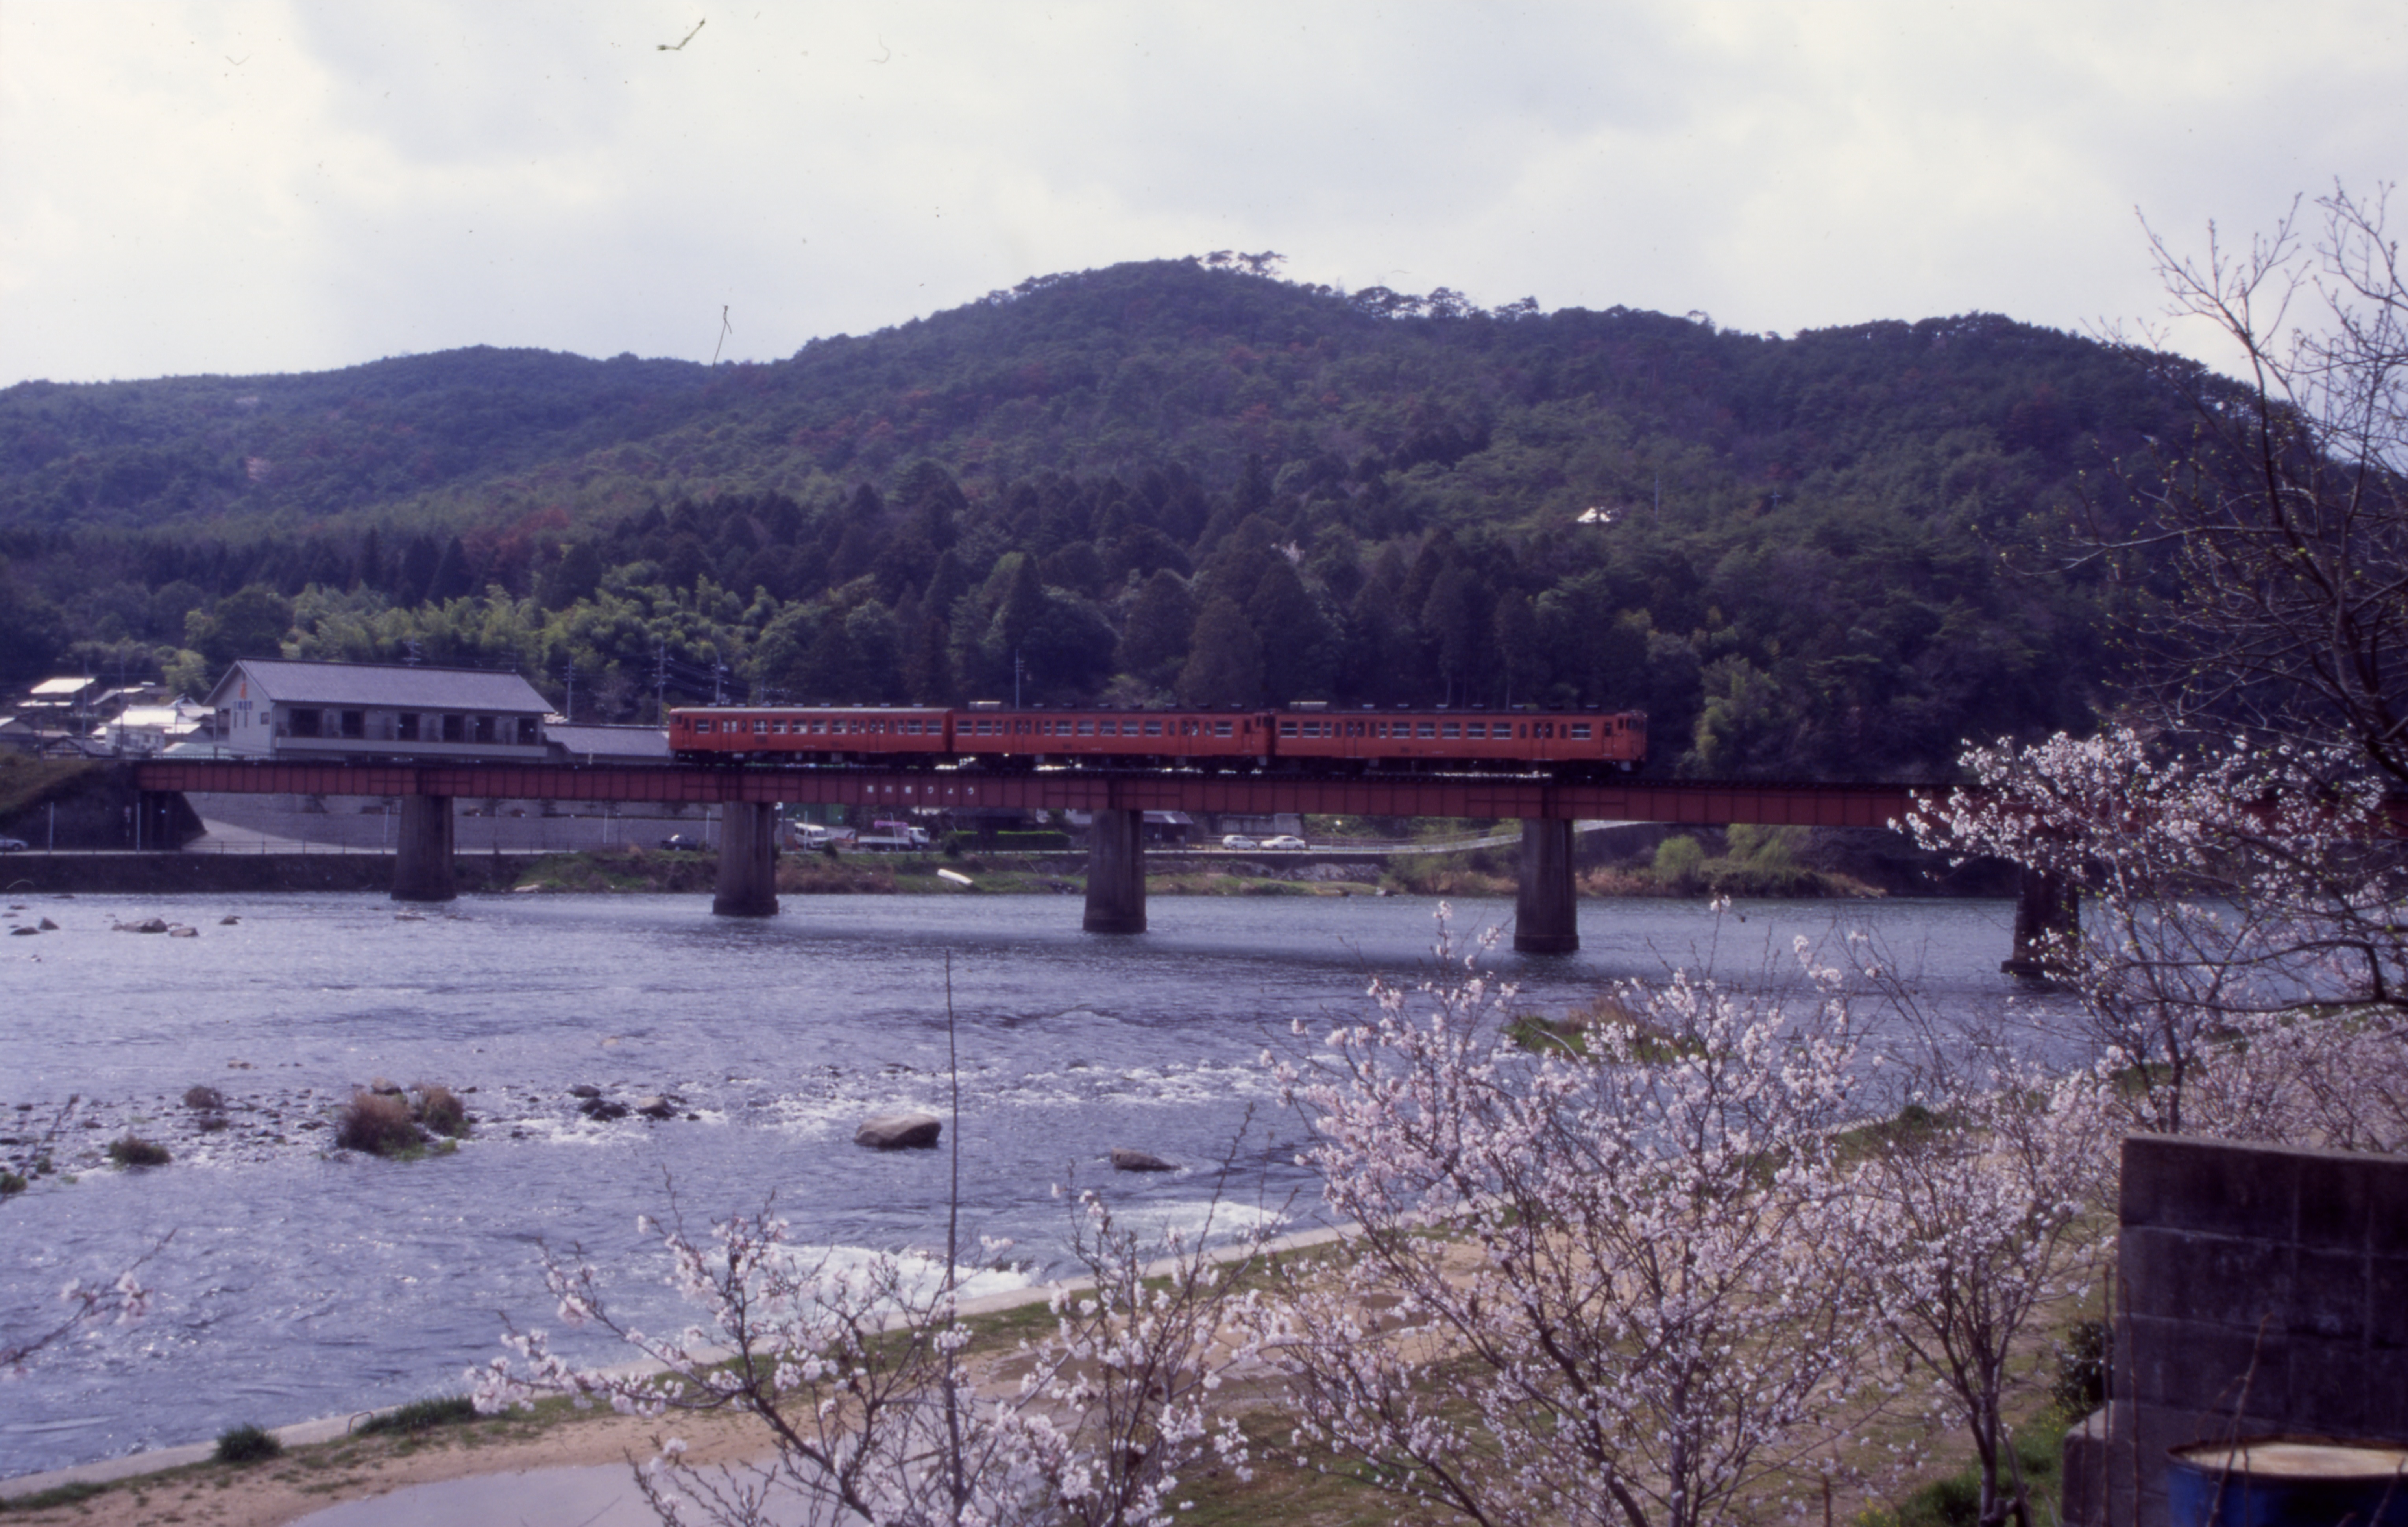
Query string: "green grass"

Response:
xmin=0 ymin=756 xmax=98 ymax=821
xmin=353 ymin=1395 xmax=480 ymax=1436
xmin=0 ymin=1479 xmax=109 ymax=1512
xmin=1858 ymin=1411 xmax=2068 ymax=1527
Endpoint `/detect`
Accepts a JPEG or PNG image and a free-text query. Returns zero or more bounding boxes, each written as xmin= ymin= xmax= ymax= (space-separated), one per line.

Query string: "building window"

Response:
xmin=517 ymin=717 xmax=539 ymax=745
xmin=443 ymin=714 xmax=465 ymax=742
xmin=474 ymin=715 xmax=496 ymax=743
xmin=289 ymin=708 xmax=322 ymax=738
xmin=340 ymin=710 xmax=365 ymax=739
xmin=397 ymin=714 xmax=420 ymax=741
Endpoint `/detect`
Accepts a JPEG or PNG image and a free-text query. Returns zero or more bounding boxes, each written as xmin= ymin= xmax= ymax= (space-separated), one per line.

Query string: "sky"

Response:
xmin=3 ymin=0 xmax=2403 ymax=389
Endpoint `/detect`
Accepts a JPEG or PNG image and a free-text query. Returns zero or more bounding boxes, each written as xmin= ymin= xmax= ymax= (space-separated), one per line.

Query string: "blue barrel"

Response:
xmin=2168 ymin=1439 xmax=2408 ymax=1527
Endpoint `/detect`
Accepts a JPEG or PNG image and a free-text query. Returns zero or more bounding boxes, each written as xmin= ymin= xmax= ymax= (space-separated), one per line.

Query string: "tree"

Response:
xmin=1245 ymin=559 xmax=1336 ymax=704
xmin=476 ymin=1185 xmax=1260 ymax=1527
xmin=191 ymin=583 xmax=293 ymax=665
xmin=1113 ymin=569 xmax=1195 ymax=690
xmin=1251 ymin=918 xmax=1875 ymax=1527
xmin=1846 ymin=977 xmax=2115 ymax=1527
xmin=2107 ymin=184 xmax=2408 ymax=782
xmin=1174 ymin=596 xmax=1262 ymax=707
xmin=1915 ymin=727 xmax=2408 ymax=1147
xmin=4 ymin=1228 xmax=167 ymax=1375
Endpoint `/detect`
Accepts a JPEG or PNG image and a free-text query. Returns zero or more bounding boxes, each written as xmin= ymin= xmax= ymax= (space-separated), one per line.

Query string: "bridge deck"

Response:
xmin=136 ymin=760 xmax=1932 ymax=829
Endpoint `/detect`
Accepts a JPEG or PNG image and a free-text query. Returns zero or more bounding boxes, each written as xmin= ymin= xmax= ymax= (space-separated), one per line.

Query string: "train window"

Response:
xmin=1016 ymin=720 xmax=1031 ymax=735
xmin=1213 ymin=720 xmax=1233 ymax=737
xmin=753 ymin=719 xmax=769 ymax=734
xmin=1348 ymin=721 xmax=1364 ymax=737
xmin=1279 ymin=721 xmax=1298 ymax=737
xmin=1144 ymin=719 xmax=1163 ymax=736
xmin=1571 ymin=722 xmax=1592 ymax=739
xmin=1077 ymin=720 xmax=1095 ymax=736
xmin=1441 ymin=722 xmax=1461 ymax=739
xmin=1465 ymin=723 xmax=1485 ymax=739
xmin=1414 ymin=721 xmax=1434 ymax=738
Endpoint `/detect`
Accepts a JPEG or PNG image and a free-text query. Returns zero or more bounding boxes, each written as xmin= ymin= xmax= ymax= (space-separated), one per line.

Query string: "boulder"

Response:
xmin=634 ymin=1095 xmax=678 ymax=1120
xmin=219 ymin=916 xmax=239 ymax=925
xmin=116 ymin=917 xmax=170 ymax=934
xmin=567 ymin=1084 xmax=602 ymax=1099
xmin=1110 ymin=1147 xmax=1178 ymax=1173
xmin=168 ymin=925 xmax=199 ymax=938
xmin=580 ymin=1097 xmax=630 ymax=1121
xmin=8 ymin=926 xmax=34 ymax=936
xmin=39 ymin=917 xmax=58 ymax=930
xmin=855 ymin=1112 xmax=942 ymax=1150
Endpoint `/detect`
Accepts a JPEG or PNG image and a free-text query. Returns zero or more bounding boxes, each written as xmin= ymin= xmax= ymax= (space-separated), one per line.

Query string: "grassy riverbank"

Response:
xmin=499 ymin=826 xmax=1903 ymax=902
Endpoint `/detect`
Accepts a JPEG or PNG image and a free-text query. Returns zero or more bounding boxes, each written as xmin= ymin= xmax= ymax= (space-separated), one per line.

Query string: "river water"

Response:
xmin=0 ymin=889 xmax=2029 ymax=1479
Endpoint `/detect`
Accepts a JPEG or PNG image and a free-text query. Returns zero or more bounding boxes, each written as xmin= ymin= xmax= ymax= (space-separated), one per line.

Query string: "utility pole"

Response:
xmin=1013 ymin=647 xmax=1024 ymax=709
xmin=563 ymin=659 xmax=577 ymax=724
xmin=656 ymin=641 xmax=669 ymax=721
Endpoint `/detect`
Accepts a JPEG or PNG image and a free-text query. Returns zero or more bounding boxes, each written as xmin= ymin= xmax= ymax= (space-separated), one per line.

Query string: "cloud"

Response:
xmin=3 ymin=0 xmax=2403 ymax=386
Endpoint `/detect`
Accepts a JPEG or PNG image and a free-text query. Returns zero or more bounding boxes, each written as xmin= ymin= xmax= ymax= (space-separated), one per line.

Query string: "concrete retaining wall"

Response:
xmin=2064 ymin=1134 xmax=2408 ymax=1527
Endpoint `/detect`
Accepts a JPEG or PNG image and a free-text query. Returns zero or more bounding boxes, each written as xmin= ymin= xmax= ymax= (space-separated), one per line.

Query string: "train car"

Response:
xmin=954 ymin=706 xmax=1270 ymax=769
xmin=1271 ymin=708 xmax=1646 ymax=776
xmin=669 ymin=706 xmax=954 ymax=763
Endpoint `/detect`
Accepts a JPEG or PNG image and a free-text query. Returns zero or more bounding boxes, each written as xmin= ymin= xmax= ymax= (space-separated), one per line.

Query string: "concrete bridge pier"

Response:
xmin=392 ymin=795 xmax=457 ymax=903
xmin=1083 ymin=807 xmax=1147 ymax=934
xmin=2002 ymin=865 xmax=2079 ymax=978
xmin=713 ymin=802 xmax=781 ymax=918
xmin=1514 ymin=817 xmax=1579 ymax=954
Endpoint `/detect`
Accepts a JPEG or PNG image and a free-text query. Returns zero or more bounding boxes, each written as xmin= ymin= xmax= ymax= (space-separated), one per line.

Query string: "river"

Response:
xmin=0 ymin=889 xmax=2031 ymax=1478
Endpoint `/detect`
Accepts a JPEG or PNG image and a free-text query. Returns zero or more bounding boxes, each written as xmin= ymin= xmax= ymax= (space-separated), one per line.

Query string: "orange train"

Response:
xmin=667 ymin=705 xmax=1646 ymax=778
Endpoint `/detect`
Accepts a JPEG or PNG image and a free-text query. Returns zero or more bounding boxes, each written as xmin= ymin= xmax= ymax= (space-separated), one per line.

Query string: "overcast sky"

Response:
xmin=4 ymin=1 xmax=2402 ymax=389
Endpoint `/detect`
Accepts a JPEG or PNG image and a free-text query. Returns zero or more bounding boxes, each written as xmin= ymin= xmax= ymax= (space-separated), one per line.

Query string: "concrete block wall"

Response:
xmin=2064 ymin=1134 xmax=2408 ymax=1527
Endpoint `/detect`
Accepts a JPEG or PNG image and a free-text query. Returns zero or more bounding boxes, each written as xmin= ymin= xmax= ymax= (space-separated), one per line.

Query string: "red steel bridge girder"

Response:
xmin=134 ymin=761 xmax=1929 ymax=829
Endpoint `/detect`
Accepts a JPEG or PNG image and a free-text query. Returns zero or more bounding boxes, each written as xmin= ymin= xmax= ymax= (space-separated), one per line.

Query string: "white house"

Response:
xmin=204 ymin=659 xmax=553 ymax=762
xmin=102 ymin=697 xmax=211 ymax=755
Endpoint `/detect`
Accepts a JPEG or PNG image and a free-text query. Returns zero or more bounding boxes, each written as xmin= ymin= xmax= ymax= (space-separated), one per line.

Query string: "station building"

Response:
xmin=203 ymin=658 xmax=553 ymax=762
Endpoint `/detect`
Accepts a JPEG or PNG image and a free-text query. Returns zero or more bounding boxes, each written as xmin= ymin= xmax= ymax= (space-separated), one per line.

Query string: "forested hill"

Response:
xmin=0 ymin=257 xmax=2205 ymax=779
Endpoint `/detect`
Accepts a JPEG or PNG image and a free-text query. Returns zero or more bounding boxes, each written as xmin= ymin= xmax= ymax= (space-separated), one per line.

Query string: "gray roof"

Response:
xmin=546 ymin=723 xmax=673 ymax=761
xmin=205 ymin=659 xmax=551 ymax=714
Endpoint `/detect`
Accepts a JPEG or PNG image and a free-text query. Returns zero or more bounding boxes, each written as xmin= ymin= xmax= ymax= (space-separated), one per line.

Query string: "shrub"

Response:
xmin=336 ymin=1091 xmax=424 ymax=1156
xmin=107 ymin=1135 xmax=171 ymax=1168
xmin=182 ymin=1084 xmax=225 ymax=1110
xmin=214 ymin=1423 xmax=282 ymax=1464
xmin=1651 ymin=833 xmax=1706 ymax=891
xmin=2053 ymin=1317 xmax=2112 ymax=1415
xmin=411 ymin=1084 xmax=468 ymax=1139
xmin=0 ymin=1168 xmax=25 ymax=1195
xmin=354 ymin=1395 xmax=478 ymax=1436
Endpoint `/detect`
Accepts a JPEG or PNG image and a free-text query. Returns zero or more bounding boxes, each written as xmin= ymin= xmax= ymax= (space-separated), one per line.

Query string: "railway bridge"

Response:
xmin=130 ymin=759 xmax=2052 ymax=964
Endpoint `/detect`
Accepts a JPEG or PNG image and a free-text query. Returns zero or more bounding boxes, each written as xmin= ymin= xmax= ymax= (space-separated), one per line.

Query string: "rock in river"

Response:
xmin=1110 ymin=1147 xmax=1177 ymax=1172
xmin=855 ymin=1112 xmax=942 ymax=1150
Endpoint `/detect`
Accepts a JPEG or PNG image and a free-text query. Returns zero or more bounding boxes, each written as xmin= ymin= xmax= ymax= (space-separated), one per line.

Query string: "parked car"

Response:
xmin=1220 ymin=834 xmax=1259 ymax=850
xmin=0 ymin=836 xmax=25 ymax=852
xmin=659 ymin=833 xmax=700 ymax=850
xmin=1261 ymin=834 xmax=1308 ymax=850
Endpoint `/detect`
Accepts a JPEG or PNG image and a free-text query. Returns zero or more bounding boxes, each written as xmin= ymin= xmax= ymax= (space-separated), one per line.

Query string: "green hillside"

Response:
xmin=0 ymin=256 xmax=2207 ymax=777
